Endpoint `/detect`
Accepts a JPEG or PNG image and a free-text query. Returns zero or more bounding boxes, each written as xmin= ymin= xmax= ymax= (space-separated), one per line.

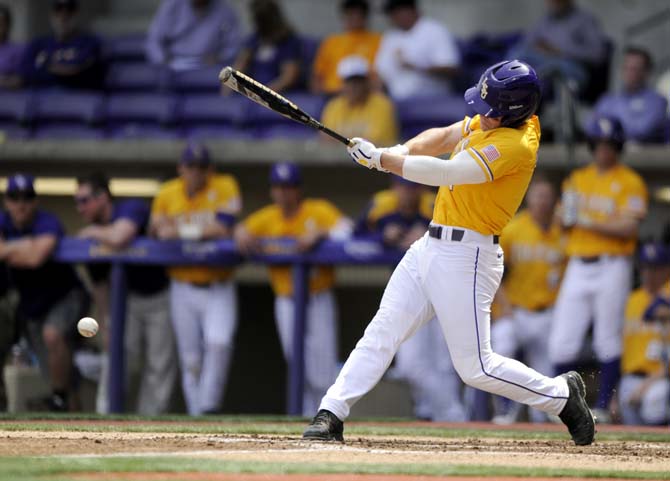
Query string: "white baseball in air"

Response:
xmin=77 ymin=317 xmax=99 ymax=338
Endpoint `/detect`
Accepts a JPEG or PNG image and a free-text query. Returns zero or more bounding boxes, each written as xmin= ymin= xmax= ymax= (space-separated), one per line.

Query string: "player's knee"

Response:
xmin=451 ymin=354 xmax=488 ymax=388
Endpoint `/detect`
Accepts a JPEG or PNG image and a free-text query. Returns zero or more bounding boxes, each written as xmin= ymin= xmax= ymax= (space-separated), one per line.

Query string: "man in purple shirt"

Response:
xmin=0 ymin=174 xmax=88 ymax=412
xmin=21 ymin=0 xmax=104 ymax=89
xmin=593 ymin=47 xmax=668 ymax=144
xmin=75 ymin=172 xmax=177 ymax=415
xmin=516 ymin=0 xmax=607 ymax=92
xmin=146 ymin=0 xmax=241 ymax=71
xmin=0 ymin=4 xmax=23 ymax=89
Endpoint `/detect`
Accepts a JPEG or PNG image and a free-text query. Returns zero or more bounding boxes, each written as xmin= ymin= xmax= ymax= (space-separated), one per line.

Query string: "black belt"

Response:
xmin=428 ymin=225 xmax=499 ymax=244
xmin=579 ymin=256 xmax=601 ymax=264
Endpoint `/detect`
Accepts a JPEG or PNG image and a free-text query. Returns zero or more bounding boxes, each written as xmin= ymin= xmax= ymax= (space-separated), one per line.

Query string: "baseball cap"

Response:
xmin=384 ymin=0 xmax=417 ymax=13
xmin=180 ymin=143 xmax=211 ymax=166
xmin=52 ymin=0 xmax=78 ymax=10
xmin=337 ymin=55 xmax=369 ymax=80
xmin=638 ymin=242 xmax=670 ymax=266
xmin=6 ymin=173 xmax=36 ymax=198
xmin=270 ymin=162 xmax=302 ymax=186
xmin=586 ymin=115 xmax=625 ymax=146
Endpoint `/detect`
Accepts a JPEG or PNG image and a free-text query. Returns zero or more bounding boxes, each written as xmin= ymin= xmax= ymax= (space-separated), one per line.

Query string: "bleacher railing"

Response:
xmin=55 ymin=237 xmax=404 ymax=415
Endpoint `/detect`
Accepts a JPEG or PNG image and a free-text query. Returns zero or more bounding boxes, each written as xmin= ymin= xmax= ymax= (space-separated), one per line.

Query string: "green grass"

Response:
xmin=1 ymin=415 xmax=669 ymax=443
xmin=1 ymin=457 xmax=669 ymax=481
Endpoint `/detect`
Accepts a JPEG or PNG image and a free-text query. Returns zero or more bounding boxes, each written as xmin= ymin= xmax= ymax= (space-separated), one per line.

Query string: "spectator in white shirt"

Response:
xmin=375 ymin=0 xmax=460 ymax=101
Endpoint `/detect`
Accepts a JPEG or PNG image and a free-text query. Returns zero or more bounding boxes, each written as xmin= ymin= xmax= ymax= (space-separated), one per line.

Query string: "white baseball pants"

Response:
xmin=170 ymin=280 xmax=238 ymax=415
xmin=320 ymin=228 xmax=569 ymax=421
xmin=275 ymin=290 xmax=338 ymax=416
xmin=619 ymin=374 xmax=670 ymax=425
xmin=394 ymin=317 xmax=467 ymax=421
xmin=550 ymin=256 xmax=632 ymax=364
xmin=492 ymin=308 xmax=554 ymax=422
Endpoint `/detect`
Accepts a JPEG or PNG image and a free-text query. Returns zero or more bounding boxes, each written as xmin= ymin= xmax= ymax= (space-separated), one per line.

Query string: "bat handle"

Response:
xmin=319 ymin=125 xmax=351 ymax=147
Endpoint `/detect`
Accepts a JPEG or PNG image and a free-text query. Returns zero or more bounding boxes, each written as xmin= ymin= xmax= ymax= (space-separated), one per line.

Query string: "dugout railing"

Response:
xmin=55 ymin=237 xmax=404 ymax=415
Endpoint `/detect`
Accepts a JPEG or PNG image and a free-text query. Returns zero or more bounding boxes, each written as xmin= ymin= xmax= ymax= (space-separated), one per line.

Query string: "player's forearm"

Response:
xmin=200 ymin=222 xmax=232 ymax=240
xmin=380 ymin=150 xmax=487 ymax=186
xmin=580 ymin=217 xmax=640 ymax=239
xmin=404 ymin=127 xmax=453 ymax=156
xmin=4 ymin=239 xmax=52 ymax=268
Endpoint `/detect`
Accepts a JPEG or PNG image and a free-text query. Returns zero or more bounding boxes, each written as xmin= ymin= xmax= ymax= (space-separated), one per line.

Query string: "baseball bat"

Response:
xmin=219 ymin=66 xmax=352 ymax=146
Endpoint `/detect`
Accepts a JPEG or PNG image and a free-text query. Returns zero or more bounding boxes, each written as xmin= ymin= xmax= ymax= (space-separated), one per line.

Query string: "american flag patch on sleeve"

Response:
xmin=480 ymin=145 xmax=501 ymax=162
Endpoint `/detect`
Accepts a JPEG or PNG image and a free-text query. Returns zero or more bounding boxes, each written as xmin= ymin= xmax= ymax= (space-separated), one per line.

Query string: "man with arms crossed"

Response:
xmin=303 ymin=60 xmax=595 ymax=446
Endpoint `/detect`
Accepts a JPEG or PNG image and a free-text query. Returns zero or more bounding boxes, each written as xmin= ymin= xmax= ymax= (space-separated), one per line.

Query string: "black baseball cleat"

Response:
xmin=303 ymin=409 xmax=344 ymax=442
xmin=558 ymin=371 xmax=596 ymax=446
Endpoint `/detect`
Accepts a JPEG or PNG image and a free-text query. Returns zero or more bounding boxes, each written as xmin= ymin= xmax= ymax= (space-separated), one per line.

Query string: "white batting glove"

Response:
xmin=347 ymin=137 xmax=387 ymax=172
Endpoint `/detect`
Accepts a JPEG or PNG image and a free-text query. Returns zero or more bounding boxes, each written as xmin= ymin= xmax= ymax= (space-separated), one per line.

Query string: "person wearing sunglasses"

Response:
xmin=0 ymin=173 xmax=88 ymax=411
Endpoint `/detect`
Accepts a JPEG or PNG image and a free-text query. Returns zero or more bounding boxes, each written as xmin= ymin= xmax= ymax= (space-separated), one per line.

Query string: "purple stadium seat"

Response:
xmin=106 ymin=93 xmax=177 ymax=124
xmin=33 ymin=124 xmax=104 ymax=139
xmin=103 ymin=34 xmax=147 ymax=62
xmin=172 ymin=66 xmax=222 ymax=92
xmin=34 ymin=90 xmax=104 ymax=124
xmin=178 ymin=94 xmax=247 ymax=125
xmin=0 ymin=91 xmax=33 ymax=123
xmin=247 ymin=92 xmax=325 ymax=126
xmin=397 ymin=94 xmax=468 ymax=139
xmin=257 ymin=124 xmax=318 ymax=140
xmin=184 ymin=125 xmax=253 ymax=140
xmin=107 ymin=124 xmax=180 ymax=140
xmin=0 ymin=123 xmax=31 ymax=139
xmin=105 ymin=62 xmax=171 ymax=92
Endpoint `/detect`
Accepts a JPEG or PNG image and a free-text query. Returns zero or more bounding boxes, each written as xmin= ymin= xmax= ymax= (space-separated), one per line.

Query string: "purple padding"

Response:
xmin=33 ymin=124 xmax=104 ymax=139
xmin=0 ymin=123 xmax=30 ymax=139
xmin=105 ymin=62 xmax=171 ymax=91
xmin=172 ymin=66 xmax=222 ymax=92
xmin=184 ymin=125 xmax=252 ymax=140
xmin=178 ymin=94 xmax=247 ymax=125
xmin=106 ymin=93 xmax=177 ymax=123
xmin=0 ymin=91 xmax=33 ymax=123
xmin=247 ymin=92 xmax=325 ymax=125
xmin=103 ymin=34 xmax=147 ymax=62
xmin=107 ymin=123 xmax=180 ymax=140
xmin=257 ymin=124 xmax=318 ymax=140
xmin=34 ymin=90 xmax=104 ymax=123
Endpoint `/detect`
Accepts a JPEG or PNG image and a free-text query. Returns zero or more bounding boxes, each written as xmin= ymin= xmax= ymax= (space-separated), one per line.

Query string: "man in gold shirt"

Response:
xmin=311 ymin=0 xmax=381 ymax=95
xmin=235 ymin=162 xmax=352 ymax=415
xmin=551 ymin=115 xmax=648 ymax=423
xmin=150 ymin=143 xmax=241 ymax=415
xmin=491 ymin=175 xmax=566 ymax=424
xmin=619 ymin=243 xmax=670 ymax=425
xmin=321 ymin=55 xmax=398 ymax=146
xmin=305 ymin=60 xmax=595 ymax=446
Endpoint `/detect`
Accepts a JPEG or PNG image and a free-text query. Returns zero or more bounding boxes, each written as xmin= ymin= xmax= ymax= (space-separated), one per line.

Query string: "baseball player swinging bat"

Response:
xmin=219 ymin=66 xmax=352 ymax=146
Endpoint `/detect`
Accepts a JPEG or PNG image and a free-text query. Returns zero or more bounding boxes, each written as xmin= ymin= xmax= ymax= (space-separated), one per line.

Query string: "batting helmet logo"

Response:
xmin=480 ymin=78 xmax=489 ymax=99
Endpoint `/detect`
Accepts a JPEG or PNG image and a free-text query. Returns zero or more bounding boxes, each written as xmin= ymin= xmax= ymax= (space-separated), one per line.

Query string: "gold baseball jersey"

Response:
xmin=243 ymin=199 xmax=344 ymax=296
xmin=432 ymin=115 xmax=540 ymax=235
xmin=564 ymin=163 xmax=647 ymax=257
xmin=621 ymin=285 xmax=670 ymax=375
xmin=151 ymin=174 xmax=241 ymax=284
xmin=500 ymin=210 xmax=566 ymax=311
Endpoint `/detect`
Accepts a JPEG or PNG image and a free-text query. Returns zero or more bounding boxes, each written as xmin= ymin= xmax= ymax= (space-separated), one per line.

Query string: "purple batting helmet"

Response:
xmin=464 ymin=60 xmax=541 ymax=128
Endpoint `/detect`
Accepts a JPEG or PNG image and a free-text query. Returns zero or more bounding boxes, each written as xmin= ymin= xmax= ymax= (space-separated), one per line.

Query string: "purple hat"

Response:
xmin=270 ymin=162 xmax=302 ymax=186
xmin=639 ymin=242 xmax=670 ymax=266
xmin=6 ymin=173 xmax=36 ymax=196
xmin=181 ymin=143 xmax=211 ymax=166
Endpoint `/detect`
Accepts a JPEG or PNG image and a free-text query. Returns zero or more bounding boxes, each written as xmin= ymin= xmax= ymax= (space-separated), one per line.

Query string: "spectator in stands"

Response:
xmin=593 ymin=47 xmax=668 ymax=144
xmin=515 ymin=0 xmax=607 ymax=92
xmin=375 ymin=0 xmax=460 ymax=101
xmin=0 ymin=4 xmax=23 ymax=89
xmin=146 ymin=0 xmax=241 ymax=72
xmin=75 ymin=173 xmax=177 ymax=415
xmin=150 ymin=143 xmax=241 ymax=415
xmin=0 ymin=174 xmax=88 ymax=412
xmin=355 ymin=176 xmax=467 ymax=421
xmin=619 ymin=243 xmax=670 ymax=425
xmin=230 ymin=0 xmax=302 ymax=93
xmin=311 ymin=0 xmax=381 ymax=95
xmin=21 ymin=0 xmax=104 ymax=90
xmin=490 ymin=175 xmax=565 ymax=424
xmin=321 ymin=56 xmax=398 ymax=146
xmin=235 ymin=162 xmax=352 ymax=415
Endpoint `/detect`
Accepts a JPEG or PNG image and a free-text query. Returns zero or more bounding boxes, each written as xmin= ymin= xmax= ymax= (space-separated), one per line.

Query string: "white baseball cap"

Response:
xmin=337 ymin=55 xmax=370 ymax=80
